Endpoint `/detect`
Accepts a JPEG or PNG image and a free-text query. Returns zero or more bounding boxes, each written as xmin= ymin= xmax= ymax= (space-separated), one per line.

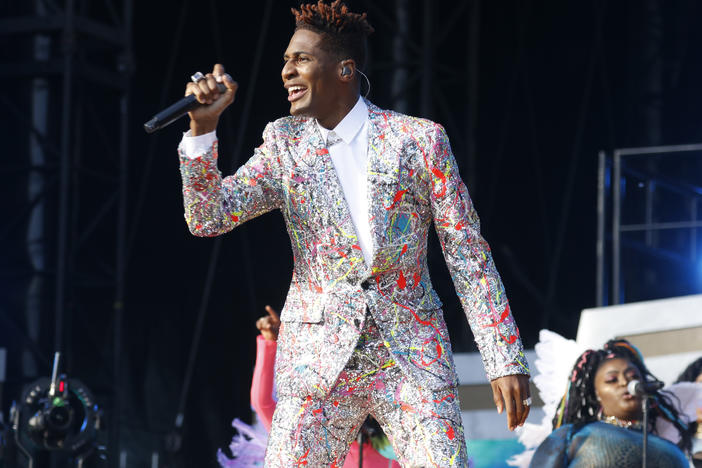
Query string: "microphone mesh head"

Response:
xmin=626 ymin=380 xmax=640 ymax=395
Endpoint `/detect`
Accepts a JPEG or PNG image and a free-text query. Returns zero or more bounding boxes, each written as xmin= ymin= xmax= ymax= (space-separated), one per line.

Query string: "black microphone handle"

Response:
xmin=143 ymin=82 xmax=228 ymax=134
xmin=646 ymin=380 xmax=665 ymax=392
xmin=628 ymin=379 xmax=664 ymax=396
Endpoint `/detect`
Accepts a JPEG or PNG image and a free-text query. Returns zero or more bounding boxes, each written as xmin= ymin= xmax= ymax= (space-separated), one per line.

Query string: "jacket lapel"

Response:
xmin=365 ymin=103 xmax=402 ymax=275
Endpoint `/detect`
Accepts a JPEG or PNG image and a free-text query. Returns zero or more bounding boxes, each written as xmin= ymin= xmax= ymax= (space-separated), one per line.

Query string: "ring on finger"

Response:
xmin=190 ymin=71 xmax=205 ymax=83
xmin=522 ymin=397 xmax=532 ymax=406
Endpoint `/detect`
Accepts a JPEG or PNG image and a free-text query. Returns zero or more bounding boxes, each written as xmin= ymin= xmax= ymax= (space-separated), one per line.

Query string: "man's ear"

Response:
xmin=339 ymin=59 xmax=356 ymax=81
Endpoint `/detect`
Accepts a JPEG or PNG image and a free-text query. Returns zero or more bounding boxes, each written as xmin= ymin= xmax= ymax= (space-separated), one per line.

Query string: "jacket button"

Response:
xmin=361 ymin=280 xmax=370 ymax=290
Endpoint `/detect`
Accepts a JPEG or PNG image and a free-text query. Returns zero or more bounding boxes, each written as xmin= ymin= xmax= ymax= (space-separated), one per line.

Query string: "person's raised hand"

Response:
xmin=255 ymin=305 xmax=281 ymax=342
xmin=490 ymin=374 xmax=531 ymax=431
xmin=185 ymin=63 xmax=238 ymax=136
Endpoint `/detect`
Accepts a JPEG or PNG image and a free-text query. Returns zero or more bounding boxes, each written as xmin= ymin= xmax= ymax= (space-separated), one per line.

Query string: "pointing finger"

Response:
xmin=265 ymin=305 xmax=280 ymax=323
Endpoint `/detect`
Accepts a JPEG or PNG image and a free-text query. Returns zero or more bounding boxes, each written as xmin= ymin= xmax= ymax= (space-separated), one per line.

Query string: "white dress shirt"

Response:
xmin=179 ymin=97 xmax=374 ymax=266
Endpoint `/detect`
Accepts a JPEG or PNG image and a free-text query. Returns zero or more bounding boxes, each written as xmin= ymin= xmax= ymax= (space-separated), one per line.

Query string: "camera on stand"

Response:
xmin=5 ymin=352 xmax=103 ymax=468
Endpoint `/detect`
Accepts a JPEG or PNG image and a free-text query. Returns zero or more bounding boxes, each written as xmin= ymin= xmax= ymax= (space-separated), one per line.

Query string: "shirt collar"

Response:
xmin=316 ymin=97 xmax=367 ymax=144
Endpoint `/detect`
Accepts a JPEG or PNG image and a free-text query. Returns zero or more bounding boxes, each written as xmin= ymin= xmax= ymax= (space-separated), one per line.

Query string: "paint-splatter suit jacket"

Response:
xmin=179 ymin=100 xmax=529 ymax=399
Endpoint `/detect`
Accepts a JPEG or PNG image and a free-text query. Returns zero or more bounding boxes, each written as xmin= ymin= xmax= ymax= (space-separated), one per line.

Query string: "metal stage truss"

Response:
xmin=0 ymin=0 xmax=132 ymax=466
xmin=597 ymin=144 xmax=702 ymax=306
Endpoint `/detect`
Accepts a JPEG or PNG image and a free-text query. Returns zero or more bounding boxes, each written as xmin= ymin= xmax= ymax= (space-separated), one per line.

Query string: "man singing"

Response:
xmin=178 ymin=1 xmax=530 ymax=466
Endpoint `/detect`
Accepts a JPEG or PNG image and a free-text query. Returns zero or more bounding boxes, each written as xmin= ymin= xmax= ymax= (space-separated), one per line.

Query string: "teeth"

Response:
xmin=288 ymin=86 xmax=305 ymax=93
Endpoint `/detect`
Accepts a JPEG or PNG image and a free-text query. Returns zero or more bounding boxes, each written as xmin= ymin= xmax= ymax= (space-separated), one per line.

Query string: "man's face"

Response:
xmin=282 ymin=29 xmax=339 ymax=121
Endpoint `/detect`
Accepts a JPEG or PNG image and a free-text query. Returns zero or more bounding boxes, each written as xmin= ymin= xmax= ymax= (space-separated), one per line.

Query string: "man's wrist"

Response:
xmin=190 ymin=119 xmax=218 ymax=136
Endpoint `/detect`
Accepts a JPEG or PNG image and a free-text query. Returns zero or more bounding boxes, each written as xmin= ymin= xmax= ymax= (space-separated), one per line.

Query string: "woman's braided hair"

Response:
xmin=552 ymin=339 xmax=692 ymax=453
xmin=291 ymin=1 xmax=374 ymax=70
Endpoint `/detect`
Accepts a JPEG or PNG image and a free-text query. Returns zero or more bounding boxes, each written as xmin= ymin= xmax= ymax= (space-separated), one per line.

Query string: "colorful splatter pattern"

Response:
xmin=179 ymin=100 xmax=528 ymax=462
xmin=265 ymin=313 xmax=467 ymax=466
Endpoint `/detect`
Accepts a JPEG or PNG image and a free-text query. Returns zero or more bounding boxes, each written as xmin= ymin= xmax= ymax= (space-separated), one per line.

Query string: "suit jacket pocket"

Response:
xmin=279 ymin=293 xmax=325 ymax=323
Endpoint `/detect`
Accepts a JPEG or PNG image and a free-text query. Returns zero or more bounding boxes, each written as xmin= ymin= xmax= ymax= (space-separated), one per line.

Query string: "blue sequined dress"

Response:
xmin=529 ymin=422 xmax=688 ymax=468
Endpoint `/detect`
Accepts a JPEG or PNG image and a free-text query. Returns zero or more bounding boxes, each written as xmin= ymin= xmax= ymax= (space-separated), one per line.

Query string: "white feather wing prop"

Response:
xmin=508 ymin=330 xmax=586 ymax=467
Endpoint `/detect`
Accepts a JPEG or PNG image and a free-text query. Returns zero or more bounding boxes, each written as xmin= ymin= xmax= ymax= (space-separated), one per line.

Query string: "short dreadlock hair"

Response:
xmin=552 ymin=339 xmax=692 ymax=453
xmin=291 ymin=1 xmax=374 ymax=70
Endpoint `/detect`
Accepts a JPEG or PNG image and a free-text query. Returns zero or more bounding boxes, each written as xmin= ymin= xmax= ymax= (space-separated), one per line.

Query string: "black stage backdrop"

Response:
xmin=2 ymin=1 xmax=702 ymax=466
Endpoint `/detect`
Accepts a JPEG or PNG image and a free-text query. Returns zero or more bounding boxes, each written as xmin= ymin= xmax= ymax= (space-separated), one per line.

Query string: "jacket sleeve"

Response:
xmin=425 ymin=123 xmax=529 ymax=381
xmin=179 ymin=122 xmax=283 ymax=237
xmin=250 ymin=335 xmax=277 ymax=432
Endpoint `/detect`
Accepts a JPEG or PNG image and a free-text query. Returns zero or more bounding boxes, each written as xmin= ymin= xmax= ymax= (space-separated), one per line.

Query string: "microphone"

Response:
xmin=627 ymin=379 xmax=664 ymax=396
xmin=143 ymin=82 xmax=227 ymax=134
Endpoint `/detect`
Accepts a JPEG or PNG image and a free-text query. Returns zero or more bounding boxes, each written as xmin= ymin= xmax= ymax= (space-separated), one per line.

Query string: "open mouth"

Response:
xmin=287 ymin=85 xmax=308 ymax=102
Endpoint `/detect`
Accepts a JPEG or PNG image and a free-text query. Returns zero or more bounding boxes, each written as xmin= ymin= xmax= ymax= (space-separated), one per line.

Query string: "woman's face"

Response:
xmin=594 ymin=357 xmax=644 ymax=421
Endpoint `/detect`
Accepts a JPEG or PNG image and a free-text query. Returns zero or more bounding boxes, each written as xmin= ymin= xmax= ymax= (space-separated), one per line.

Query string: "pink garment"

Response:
xmin=250 ymin=335 xmax=278 ymax=432
xmin=250 ymin=335 xmax=400 ymax=468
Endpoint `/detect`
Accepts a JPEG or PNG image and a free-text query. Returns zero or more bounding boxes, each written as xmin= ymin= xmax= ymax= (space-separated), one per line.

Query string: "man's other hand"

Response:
xmin=490 ymin=374 xmax=531 ymax=431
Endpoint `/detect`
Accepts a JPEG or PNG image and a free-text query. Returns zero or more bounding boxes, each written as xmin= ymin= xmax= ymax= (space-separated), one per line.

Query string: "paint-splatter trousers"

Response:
xmin=264 ymin=313 xmax=468 ymax=467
